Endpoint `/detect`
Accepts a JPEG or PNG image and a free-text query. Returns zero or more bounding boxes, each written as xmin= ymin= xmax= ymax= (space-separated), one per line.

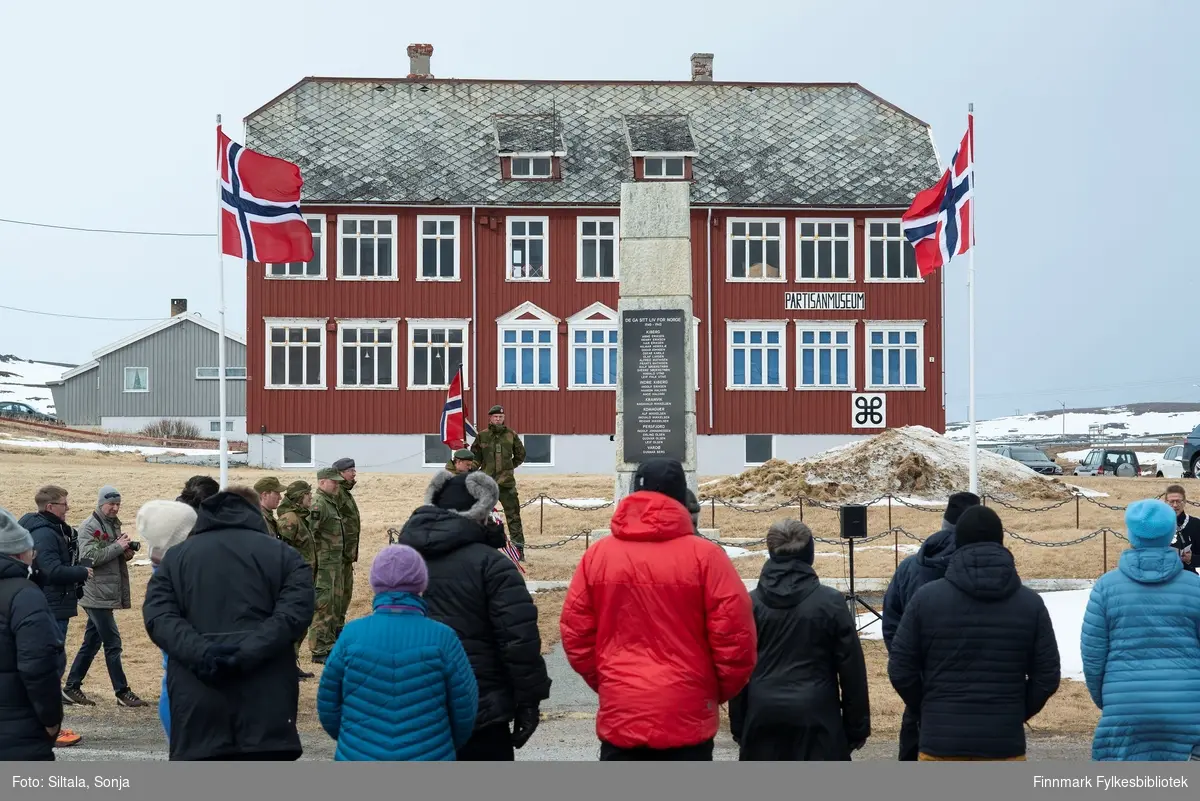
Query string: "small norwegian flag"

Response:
xmin=492 ymin=505 xmax=525 ymax=572
xmin=440 ymin=366 xmax=477 ymax=449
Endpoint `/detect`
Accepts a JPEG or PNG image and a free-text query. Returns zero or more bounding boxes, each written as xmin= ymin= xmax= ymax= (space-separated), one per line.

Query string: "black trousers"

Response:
xmin=66 ymin=607 xmax=128 ymax=693
xmin=898 ymin=705 xmax=920 ymax=762
xmin=456 ymin=723 xmax=514 ymax=761
xmin=600 ymin=739 xmax=714 ymax=761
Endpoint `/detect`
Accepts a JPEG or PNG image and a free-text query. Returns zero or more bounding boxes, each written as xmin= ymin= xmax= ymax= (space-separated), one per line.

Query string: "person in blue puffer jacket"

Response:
xmin=1081 ymin=498 xmax=1200 ymax=762
xmin=317 ymin=544 xmax=478 ymax=761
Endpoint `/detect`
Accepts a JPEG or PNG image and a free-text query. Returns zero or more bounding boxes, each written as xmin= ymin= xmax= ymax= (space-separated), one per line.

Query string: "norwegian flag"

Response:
xmin=499 ymin=526 xmax=526 ymax=573
xmin=217 ymin=126 xmax=314 ymax=264
xmin=901 ymin=115 xmax=974 ymax=276
xmin=439 ymin=366 xmax=477 ymax=449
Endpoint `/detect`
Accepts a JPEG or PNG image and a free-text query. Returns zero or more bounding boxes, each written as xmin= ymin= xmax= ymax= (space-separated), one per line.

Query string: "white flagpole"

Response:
xmin=967 ymin=103 xmax=978 ymax=496
xmin=216 ymin=113 xmax=229 ymax=490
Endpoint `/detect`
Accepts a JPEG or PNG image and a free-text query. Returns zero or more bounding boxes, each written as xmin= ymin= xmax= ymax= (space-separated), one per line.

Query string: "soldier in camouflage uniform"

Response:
xmin=253 ymin=476 xmax=284 ymax=539
xmin=307 ymin=468 xmax=345 ymax=664
xmin=277 ymin=480 xmax=317 ymax=676
xmin=470 ymin=405 xmax=526 ymax=559
xmin=444 ymin=445 xmax=478 ymax=474
xmin=330 ymin=458 xmax=359 ymax=637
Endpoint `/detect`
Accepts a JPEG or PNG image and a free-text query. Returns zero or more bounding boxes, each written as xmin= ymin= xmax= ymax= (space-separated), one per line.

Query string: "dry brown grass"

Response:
xmin=0 ymin=448 xmax=1149 ymax=737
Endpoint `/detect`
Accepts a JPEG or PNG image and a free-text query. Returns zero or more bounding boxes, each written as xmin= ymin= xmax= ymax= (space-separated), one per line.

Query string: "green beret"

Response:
xmin=316 ymin=467 xmax=341 ymax=481
xmin=452 ymin=449 xmax=474 ymax=461
xmin=285 ymin=480 xmax=311 ymax=500
xmin=253 ymin=476 xmax=284 ymax=494
xmin=488 ymin=405 xmax=504 ymax=415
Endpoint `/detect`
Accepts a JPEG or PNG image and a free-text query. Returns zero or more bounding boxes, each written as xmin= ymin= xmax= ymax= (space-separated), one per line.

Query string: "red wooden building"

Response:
xmin=242 ymin=48 xmax=944 ymax=475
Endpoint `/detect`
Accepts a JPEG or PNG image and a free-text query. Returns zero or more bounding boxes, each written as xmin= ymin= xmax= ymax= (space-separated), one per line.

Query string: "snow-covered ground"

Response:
xmin=859 ymin=588 xmax=1091 ymax=681
xmin=948 ymin=406 xmax=1200 ymax=444
xmin=0 ymin=356 xmax=69 ymax=415
xmin=0 ymin=434 xmax=218 ymax=457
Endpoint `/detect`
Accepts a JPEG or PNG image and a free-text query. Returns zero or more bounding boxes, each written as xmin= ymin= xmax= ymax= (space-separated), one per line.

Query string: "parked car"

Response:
xmin=1073 ymin=448 xmax=1141 ymax=477
xmin=0 ymin=401 xmax=58 ymax=425
xmin=993 ymin=444 xmax=1063 ymax=475
xmin=1156 ymin=445 xmax=1187 ymax=479
xmin=1182 ymin=424 xmax=1200 ymax=478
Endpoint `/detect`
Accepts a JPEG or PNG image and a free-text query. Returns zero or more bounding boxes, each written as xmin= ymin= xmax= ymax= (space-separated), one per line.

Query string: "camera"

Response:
xmin=127 ymin=541 xmax=141 ymax=552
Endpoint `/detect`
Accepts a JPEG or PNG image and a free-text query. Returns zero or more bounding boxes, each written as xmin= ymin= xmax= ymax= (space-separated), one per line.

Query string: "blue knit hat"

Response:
xmin=1125 ymin=498 xmax=1176 ymax=548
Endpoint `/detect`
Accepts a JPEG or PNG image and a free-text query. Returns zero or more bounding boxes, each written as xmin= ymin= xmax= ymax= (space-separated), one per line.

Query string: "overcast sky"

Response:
xmin=1 ymin=0 xmax=1194 ymax=421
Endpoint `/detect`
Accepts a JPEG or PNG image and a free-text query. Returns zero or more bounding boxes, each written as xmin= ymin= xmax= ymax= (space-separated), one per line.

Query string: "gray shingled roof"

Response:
xmin=494 ymin=114 xmax=564 ymax=154
xmin=244 ymin=80 xmax=940 ymax=207
xmin=624 ymin=115 xmax=696 ymax=154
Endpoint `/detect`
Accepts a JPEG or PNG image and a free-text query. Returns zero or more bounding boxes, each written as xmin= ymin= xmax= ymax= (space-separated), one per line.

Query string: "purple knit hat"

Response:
xmin=370 ymin=544 xmax=429 ymax=595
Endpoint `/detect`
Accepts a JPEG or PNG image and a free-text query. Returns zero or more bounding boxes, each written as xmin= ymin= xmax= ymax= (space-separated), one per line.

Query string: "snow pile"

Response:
xmin=0 ymin=355 xmax=70 ymax=415
xmin=704 ymin=426 xmax=1072 ymax=504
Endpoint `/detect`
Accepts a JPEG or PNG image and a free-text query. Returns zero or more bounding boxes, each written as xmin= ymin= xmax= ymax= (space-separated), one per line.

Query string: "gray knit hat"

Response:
xmin=0 ymin=507 xmax=35 ymax=556
xmin=98 ymin=485 xmax=122 ymax=506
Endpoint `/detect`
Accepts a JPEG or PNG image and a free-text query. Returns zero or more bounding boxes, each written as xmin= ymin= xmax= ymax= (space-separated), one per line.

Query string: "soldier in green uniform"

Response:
xmin=443 ymin=445 xmax=478 ymax=474
xmin=307 ymin=468 xmax=345 ymax=664
xmin=470 ymin=405 xmax=526 ymax=559
xmin=277 ymin=480 xmax=317 ymax=677
xmin=253 ymin=476 xmax=284 ymax=539
xmin=330 ymin=457 xmax=359 ymax=637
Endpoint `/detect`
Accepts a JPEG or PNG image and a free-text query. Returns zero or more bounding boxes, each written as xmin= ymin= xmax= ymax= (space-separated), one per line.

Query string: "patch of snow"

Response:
xmin=1065 ymin=484 xmax=1108 ymax=498
xmin=0 ymin=356 xmax=70 ymax=415
xmin=815 ymin=543 xmax=920 ymax=557
xmin=532 ymin=497 xmax=611 ymax=508
xmin=0 ymin=436 xmax=218 ymax=457
xmin=722 ymin=545 xmax=765 ymax=558
xmin=946 ymin=407 xmax=1200 ymax=443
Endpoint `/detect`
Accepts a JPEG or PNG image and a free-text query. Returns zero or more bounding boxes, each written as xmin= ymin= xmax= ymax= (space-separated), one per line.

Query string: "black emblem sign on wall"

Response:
xmin=622 ymin=309 xmax=687 ymax=463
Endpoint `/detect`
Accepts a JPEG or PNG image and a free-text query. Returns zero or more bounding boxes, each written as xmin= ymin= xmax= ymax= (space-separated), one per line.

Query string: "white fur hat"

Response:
xmin=137 ymin=500 xmax=198 ymax=564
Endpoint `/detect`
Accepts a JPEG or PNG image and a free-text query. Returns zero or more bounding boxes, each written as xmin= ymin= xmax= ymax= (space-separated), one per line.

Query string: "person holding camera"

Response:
xmin=62 ymin=486 xmax=147 ymax=708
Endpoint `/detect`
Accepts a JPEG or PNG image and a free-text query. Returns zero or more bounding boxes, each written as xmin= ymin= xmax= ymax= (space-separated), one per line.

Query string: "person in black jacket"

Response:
xmin=886 ymin=505 xmax=1061 ymax=761
xmin=728 ymin=519 xmax=869 ymax=760
xmin=142 ymin=487 xmax=315 ymax=761
xmin=19 ymin=486 xmax=92 ymax=641
xmin=880 ymin=490 xmax=979 ymax=760
xmin=1165 ymin=485 xmax=1199 ymax=575
xmin=396 ymin=469 xmax=552 ymax=761
xmin=0 ymin=507 xmax=67 ymax=761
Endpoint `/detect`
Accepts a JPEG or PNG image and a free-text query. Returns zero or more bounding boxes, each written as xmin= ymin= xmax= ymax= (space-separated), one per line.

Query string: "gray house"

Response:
xmin=47 ymin=303 xmax=248 ymax=439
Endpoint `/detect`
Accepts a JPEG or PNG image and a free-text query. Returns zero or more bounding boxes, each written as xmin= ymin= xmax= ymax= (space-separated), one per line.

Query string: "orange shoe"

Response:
xmin=55 ymin=729 xmax=82 ymax=748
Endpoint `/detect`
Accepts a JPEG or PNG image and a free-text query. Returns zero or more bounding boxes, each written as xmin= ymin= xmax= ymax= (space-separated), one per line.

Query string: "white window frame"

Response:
xmin=520 ymin=434 xmax=555 ymax=467
xmin=726 ymin=320 xmax=788 ymax=390
xmin=694 ymin=317 xmax=701 ymax=392
xmin=336 ymin=214 xmax=399 ymax=282
xmin=416 ymin=215 xmax=460 ymax=282
xmin=643 ymin=156 xmax=687 ymax=180
xmin=209 ymin=420 xmax=234 ymax=433
xmin=281 ymin=434 xmax=315 ymax=467
xmin=726 ymin=217 xmax=787 ymax=283
xmin=795 ymin=218 xmax=855 ymax=283
xmin=865 ymin=218 xmax=923 ymax=283
xmin=496 ymin=302 xmax=560 ymax=391
xmin=406 ymin=318 xmax=471 ymax=391
xmin=422 ymin=434 xmax=454 ymax=468
xmin=865 ymin=320 xmax=926 ymax=391
xmin=263 ymin=317 xmax=327 ymax=390
xmin=566 ymin=303 xmax=618 ymax=390
xmin=123 ymin=366 xmax=149 ymax=393
xmin=795 ymin=321 xmax=857 ymax=391
xmin=195 ymin=367 xmax=248 ymax=380
xmin=336 ymin=319 xmax=400 ymax=390
xmin=577 ymin=217 xmax=620 ymax=281
xmin=506 ymin=216 xmax=550 ymax=281
xmin=744 ymin=434 xmax=775 ymax=467
xmin=510 ymin=155 xmax=553 ymax=179
xmin=265 ymin=214 xmax=325 ymax=280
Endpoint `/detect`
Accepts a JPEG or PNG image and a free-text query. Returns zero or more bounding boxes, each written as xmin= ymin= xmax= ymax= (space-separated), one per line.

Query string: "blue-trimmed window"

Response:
xmin=570 ymin=327 xmax=618 ymax=388
xmin=867 ymin=324 xmax=924 ymax=389
xmin=728 ymin=323 xmax=786 ymax=388
xmin=501 ymin=327 xmax=555 ymax=387
xmin=798 ymin=324 xmax=854 ymax=389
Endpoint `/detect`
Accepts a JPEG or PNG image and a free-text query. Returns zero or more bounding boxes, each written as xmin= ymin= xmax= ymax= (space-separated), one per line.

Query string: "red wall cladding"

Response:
xmin=246 ymin=205 xmax=944 ymax=438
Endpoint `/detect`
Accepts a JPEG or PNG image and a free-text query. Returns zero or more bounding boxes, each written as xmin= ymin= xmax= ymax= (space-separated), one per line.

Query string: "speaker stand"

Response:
xmin=844 ymin=535 xmax=882 ymax=633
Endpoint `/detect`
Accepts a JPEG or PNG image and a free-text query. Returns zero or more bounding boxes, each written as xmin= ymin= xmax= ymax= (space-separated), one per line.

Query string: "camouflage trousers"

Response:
xmin=308 ymin=554 xmax=345 ymax=659
xmin=499 ymin=484 xmax=524 ymax=546
xmin=294 ymin=564 xmax=318 ymax=659
xmin=334 ymin=559 xmax=355 ymax=633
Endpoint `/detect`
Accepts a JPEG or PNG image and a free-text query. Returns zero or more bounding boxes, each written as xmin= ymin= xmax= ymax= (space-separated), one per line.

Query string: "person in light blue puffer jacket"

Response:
xmin=1081 ymin=498 xmax=1200 ymax=762
xmin=317 ymin=544 xmax=478 ymax=761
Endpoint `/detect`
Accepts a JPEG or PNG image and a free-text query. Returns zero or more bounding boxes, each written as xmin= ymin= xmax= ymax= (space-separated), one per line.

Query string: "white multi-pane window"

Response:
xmin=578 ymin=218 xmax=619 ymax=280
xmin=511 ymin=156 xmax=552 ymax=178
xmin=417 ymin=216 xmax=459 ymax=280
xmin=338 ymin=216 xmax=397 ymax=280
xmin=727 ymin=322 xmax=787 ymax=389
xmin=797 ymin=323 xmax=855 ymax=389
xmin=643 ymin=156 xmax=685 ymax=179
xmin=507 ymin=217 xmax=548 ymax=280
xmin=497 ymin=303 xmax=558 ymax=389
xmin=727 ymin=219 xmax=785 ymax=281
xmin=866 ymin=322 xmax=925 ymax=389
xmin=264 ymin=319 xmax=325 ymax=389
xmin=338 ymin=321 xmax=398 ymax=389
xmin=567 ymin=303 xmax=618 ymax=388
xmin=866 ymin=220 xmax=920 ymax=281
xmin=407 ymin=320 xmax=469 ymax=390
xmin=266 ymin=216 xmax=324 ymax=279
xmin=796 ymin=219 xmax=853 ymax=282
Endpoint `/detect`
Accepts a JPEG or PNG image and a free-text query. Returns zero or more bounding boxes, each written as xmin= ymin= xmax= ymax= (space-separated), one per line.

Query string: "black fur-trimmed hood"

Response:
xmin=424 ymin=470 xmax=500 ymax=523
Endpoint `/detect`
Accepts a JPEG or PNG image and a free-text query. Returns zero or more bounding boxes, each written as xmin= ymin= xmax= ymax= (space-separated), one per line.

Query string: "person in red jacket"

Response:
xmin=560 ymin=457 xmax=757 ymax=760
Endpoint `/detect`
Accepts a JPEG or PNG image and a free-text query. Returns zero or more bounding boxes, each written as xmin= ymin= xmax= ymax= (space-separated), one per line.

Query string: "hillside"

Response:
xmin=946 ymin=404 xmax=1200 ymax=443
xmin=0 ymin=354 xmax=72 ymax=415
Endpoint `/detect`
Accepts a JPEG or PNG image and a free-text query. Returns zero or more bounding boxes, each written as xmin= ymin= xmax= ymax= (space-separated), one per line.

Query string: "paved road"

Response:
xmin=51 ymin=644 xmax=1091 ymax=762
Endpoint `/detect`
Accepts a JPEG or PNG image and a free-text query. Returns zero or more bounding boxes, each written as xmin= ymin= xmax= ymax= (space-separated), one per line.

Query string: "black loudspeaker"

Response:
xmin=840 ymin=505 xmax=868 ymax=539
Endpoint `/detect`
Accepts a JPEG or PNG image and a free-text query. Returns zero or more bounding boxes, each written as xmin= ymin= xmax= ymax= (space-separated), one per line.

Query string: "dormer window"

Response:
xmin=622 ymin=114 xmax=698 ymax=183
xmin=644 ymin=156 xmax=686 ymax=179
xmin=494 ymin=114 xmax=565 ymax=182
xmin=510 ymin=155 xmax=553 ymax=179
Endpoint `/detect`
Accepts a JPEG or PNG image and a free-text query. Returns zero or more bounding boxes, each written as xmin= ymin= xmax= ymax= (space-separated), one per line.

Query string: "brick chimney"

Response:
xmin=408 ymin=44 xmax=434 ymax=79
xmin=170 ymin=298 xmax=187 ymax=317
xmin=691 ymin=53 xmax=713 ymax=82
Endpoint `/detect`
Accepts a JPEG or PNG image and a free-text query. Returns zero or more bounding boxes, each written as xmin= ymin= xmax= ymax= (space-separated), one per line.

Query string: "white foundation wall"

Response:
xmin=101 ymin=416 xmax=248 ymax=441
xmin=248 ymin=433 xmax=868 ymax=477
